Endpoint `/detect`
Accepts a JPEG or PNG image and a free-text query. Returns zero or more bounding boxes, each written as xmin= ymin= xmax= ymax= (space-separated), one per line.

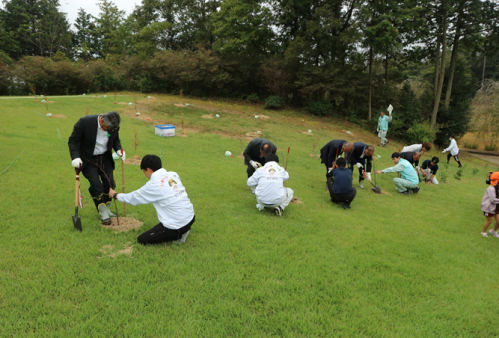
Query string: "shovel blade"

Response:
xmin=371 ymin=185 xmax=382 ymax=194
xmin=72 ymin=207 xmax=82 ymax=231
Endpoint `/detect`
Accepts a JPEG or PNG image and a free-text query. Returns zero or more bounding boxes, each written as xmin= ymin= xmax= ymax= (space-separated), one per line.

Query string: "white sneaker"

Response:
xmin=481 ymin=232 xmax=489 ymax=238
xmin=360 ymin=181 xmax=364 ymax=189
xmin=489 ymin=230 xmax=499 ymax=238
xmin=175 ymin=230 xmax=190 ymax=244
xmin=256 ymin=203 xmax=264 ymax=211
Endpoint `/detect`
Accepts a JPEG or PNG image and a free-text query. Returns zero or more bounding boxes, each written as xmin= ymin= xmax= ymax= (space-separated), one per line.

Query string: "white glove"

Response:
xmin=416 ymin=166 xmax=420 ymax=171
xmin=376 ymin=128 xmax=380 ymax=132
xmin=250 ymin=160 xmax=261 ymax=169
xmin=71 ymin=158 xmax=82 ymax=168
xmin=389 ymin=111 xmax=392 ymax=116
xmin=442 ymin=150 xmax=446 ymax=153
xmin=118 ymin=149 xmax=126 ymax=161
xmin=356 ymin=163 xmax=363 ymax=169
xmin=366 ymin=172 xmax=371 ymax=180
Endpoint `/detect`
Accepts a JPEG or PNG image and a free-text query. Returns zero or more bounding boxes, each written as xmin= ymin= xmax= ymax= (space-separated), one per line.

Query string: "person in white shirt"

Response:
xmin=442 ymin=135 xmax=462 ymax=168
xmin=401 ymin=142 xmax=432 ymax=154
xmin=247 ymin=154 xmax=293 ymax=216
xmin=109 ymin=155 xmax=195 ymax=244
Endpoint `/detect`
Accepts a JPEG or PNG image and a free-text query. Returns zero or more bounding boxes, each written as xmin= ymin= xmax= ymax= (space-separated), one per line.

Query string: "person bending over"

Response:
xmin=345 ymin=142 xmax=374 ymax=189
xmin=399 ymin=151 xmax=422 ymax=171
xmin=326 ymin=157 xmax=356 ymax=209
xmin=68 ymin=111 xmax=125 ymax=225
xmin=243 ymin=138 xmax=277 ymax=178
xmin=420 ymin=157 xmax=440 ymax=185
xmin=319 ymin=140 xmax=354 ymax=173
xmin=247 ymin=154 xmax=293 ymax=216
xmin=401 ymin=142 xmax=432 ymax=155
xmin=109 ymin=155 xmax=195 ymax=245
xmin=374 ymin=152 xmax=420 ymax=195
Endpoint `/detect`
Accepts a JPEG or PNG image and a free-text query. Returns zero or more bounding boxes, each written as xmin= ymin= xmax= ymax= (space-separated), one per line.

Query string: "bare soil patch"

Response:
xmin=378 ymin=190 xmax=392 ymax=196
xmin=202 ymin=114 xmax=214 ymax=118
xmin=51 ymin=114 xmax=66 ymax=118
xmin=291 ymin=197 xmax=304 ymax=204
xmin=117 ymin=102 xmax=128 ymax=105
xmin=302 ymin=131 xmax=313 ymax=135
xmin=102 ymin=217 xmax=144 ymax=232
xmin=256 ymin=114 xmax=270 ymax=120
xmin=124 ymin=158 xmax=141 ymax=166
xmin=99 ymin=242 xmax=134 ymax=258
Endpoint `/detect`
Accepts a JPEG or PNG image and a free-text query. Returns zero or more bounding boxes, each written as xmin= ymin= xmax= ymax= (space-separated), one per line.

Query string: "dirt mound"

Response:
xmin=291 ymin=197 xmax=304 ymax=204
xmin=202 ymin=114 xmax=214 ymax=118
xmin=102 ymin=217 xmax=144 ymax=232
xmin=256 ymin=114 xmax=270 ymax=120
xmin=51 ymin=114 xmax=66 ymax=118
xmin=302 ymin=131 xmax=313 ymax=135
xmin=124 ymin=158 xmax=141 ymax=166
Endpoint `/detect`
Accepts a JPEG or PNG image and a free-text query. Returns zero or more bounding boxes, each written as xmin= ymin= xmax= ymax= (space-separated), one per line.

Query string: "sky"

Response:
xmin=59 ymin=0 xmax=139 ymax=27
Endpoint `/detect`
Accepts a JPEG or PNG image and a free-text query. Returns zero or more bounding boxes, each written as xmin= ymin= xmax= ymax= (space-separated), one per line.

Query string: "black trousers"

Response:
xmin=247 ymin=164 xmax=256 ymax=178
xmin=330 ymin=188 xmax=357 ymax=206
xmin=137 ymin=216 xmax=195 ymax=245
xmin=82 ymin=154 xmax=115 ymax=209
xmin=348 ymin=159 xmax=366 ymax=183
xmin=447 ymin=153 xmax=461 ymax=165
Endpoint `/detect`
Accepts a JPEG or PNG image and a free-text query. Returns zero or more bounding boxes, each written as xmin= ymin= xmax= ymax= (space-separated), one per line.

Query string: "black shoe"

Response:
xmin=274 ymin=206 xmax=282 ymax=216
xmin=412 ymin=187 xmax=420 ymax=194
xmin=342 ymin=203 xmax=351 ymax=209
xmin=399 ymin=190 xmax=411 ymax=195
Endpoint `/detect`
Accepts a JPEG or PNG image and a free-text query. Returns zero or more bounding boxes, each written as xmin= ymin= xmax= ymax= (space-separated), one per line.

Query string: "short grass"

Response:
xmin=1 ymin=94 xmax=499 ymax=336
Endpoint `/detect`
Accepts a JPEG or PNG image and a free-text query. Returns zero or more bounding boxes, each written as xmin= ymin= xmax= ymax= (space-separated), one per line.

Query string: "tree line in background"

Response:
xmin=1 ymin=0 xmax=498 ymax=145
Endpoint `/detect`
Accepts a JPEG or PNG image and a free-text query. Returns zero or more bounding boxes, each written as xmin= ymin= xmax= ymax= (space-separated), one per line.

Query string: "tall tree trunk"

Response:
xmin=443 ymin=4 xmax=464 ymax=111
xmin=368 ymin=46 xmax=373 ymax=121
xmin=482 ymin=56 xmax=486 ymax=87
xmin=433 ymin=39 xmax=440 ymax=100
xmin=431 ymin=10 xmax=447 ymax=130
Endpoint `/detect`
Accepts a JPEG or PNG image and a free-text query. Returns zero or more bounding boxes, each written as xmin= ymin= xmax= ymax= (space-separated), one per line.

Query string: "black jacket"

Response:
xmin=320 ymin=140 xmax=347 ymax=167
xmin=400 ymin=151 xmax=419 ymax=167
xmin=243 ymin=138 xmax=277 ymax=165
xmin=346 ymin=142 xmax=372 ymax=172
xmin=68 ymin=115 xmax=122 ymax=170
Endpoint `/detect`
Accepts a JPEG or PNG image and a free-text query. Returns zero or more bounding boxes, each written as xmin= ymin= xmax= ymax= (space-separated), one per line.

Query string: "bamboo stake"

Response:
xmin=121 ymin=159 xmax=127 ymax=217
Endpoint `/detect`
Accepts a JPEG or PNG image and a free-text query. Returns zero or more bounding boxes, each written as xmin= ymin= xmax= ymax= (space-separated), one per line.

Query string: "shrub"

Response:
xmin=485 ymin=144 xmax=498 ymax=151
xmin=246 ymin=93 xmax=259 ymax=103
xmin=405 ymin=122 xmax=436 ymax=144
xmin=264 ymin=95 xmax=285 ymax=109
xmin=308 ymin=101 xmax=333 ymax=116
xmin=464 ymin=142 xmax=479 ymax=149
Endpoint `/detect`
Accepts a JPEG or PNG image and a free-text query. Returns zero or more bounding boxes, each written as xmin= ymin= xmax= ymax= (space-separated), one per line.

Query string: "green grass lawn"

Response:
xmin=1 ymin=94 xmax=499 ymax=337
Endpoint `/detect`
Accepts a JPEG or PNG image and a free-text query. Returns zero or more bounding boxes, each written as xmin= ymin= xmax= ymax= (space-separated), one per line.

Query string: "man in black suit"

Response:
xmin=243 ymin=138 xmax=277 ymax=178
xmin=320 ymin=140 xmax=354 ymax=173
xmin=345 ymin=142 xmax=375 ymax=189
xmin=68 ymin=112 xmax=124 ymax=224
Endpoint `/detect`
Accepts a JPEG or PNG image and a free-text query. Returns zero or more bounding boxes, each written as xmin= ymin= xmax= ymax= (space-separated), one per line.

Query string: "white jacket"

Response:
xmin=247 ymin=161 xmax=289 ymax=205
xmin=401 ymin=144 xmax=423 ymax=153
xmin=444 ymin=139 xmax=459 ymax=155
xmin=117 ymin=168 xmax=194 ymax=229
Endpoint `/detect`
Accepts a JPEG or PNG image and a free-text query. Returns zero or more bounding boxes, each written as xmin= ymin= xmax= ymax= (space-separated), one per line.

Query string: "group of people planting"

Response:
xmin=68 ymin=110 xmax=467 ymax=244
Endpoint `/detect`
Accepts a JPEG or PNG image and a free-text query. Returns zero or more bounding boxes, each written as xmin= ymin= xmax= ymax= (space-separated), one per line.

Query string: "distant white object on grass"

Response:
xmin=136 ymin=113 xmax=140 ymax=116
xmin=346 ymin=131 xmax=351 ymax=134
xmin=225 ymin=151 xmax=232 ymax=156
xmin=41 ymin=100 xmax=46 ymax=103
xmin=128 ymin=102 xmax=132 ymax=105
xmin=148 ymin=96 xmax=151 ymax=99
xmin=185 ymin=103 xmax=190 ymax=106
xmin=82 ymin=93 xmax=86 ymax=96
xmin=308 ymin=129 xmax=312 ymax=133
xmin=216 ymin=114 xmax=220 ymax=118
xmin=377 ymin=155 xmax=381 ymax=158
xmin=46 ymin=113 xmax=52 ymax=117
xmin=255 ymin=115 xmax=259 ymax=119
xmin=256 ymin=131 xmax=262 ymax=134
xmin=103 ymin=95 xmax=107 ymax=98
xmin=40 ymin=95 xmax=44 ymax=97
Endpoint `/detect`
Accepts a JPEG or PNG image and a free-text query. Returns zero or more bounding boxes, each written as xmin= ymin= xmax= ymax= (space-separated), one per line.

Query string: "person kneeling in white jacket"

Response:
xmin=247 ymin=154 xmax=293 ymax=216
xmin=109 ymin=154 xmax=195 ymax=244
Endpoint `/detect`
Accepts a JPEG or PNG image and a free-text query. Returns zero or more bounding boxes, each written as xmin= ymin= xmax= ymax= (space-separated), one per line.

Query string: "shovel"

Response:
xmin=362 ymin=169 xmax=381 ymax=194
xmin=72 ymin=166 xmax=82 ymax=231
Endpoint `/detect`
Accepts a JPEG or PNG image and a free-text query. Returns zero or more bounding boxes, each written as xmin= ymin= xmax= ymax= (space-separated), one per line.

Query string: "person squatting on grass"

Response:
xmin=345 ymin=142 xmax=374 ymax=189
xmin=401 ymin=142 xmax=432 ymax=155
xmin=377 ymin=111 xmax=393 ymax=147
xmin=442 ymin=135 xmax=462 ymax=168
xmin=480 ymin=172 xmax=499 ymax=238
xmin=420 ymin=157 xmax=440 ymax=185
xmin=326 ymin=157 xmax=356 ymax=209
xmin=247 ymin=154 xmax=293 ymax=216
xmin=68 ymin=111 xmax=125 ymax=225
xmin=243 ymin=138 xmax=277 ymax=179
xmin=374 ymin=152 xmax=420 ymax=195
xmin=319 ymin=140 xmax=354 ymax=173
xmin=109 ymin=155 xmax=195 ymax=244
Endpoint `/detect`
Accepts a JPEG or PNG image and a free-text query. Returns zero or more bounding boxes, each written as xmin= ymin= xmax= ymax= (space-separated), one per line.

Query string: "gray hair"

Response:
xmin=101 ymin=111 xmax=121 ymax=129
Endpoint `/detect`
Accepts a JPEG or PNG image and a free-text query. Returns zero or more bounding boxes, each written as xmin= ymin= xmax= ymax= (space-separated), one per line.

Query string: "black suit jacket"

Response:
xmin=346 ymin=142 xmax=373 ymax=172
xmin=320 ymin=140 xmax=347 ymax=167
xmin=400 ymin=151 xmax=419 ymax=167
xmin=68 ymin=115 xmax=122 ymax=170
xmin=243 ymin=138 xmax=277 ymax=165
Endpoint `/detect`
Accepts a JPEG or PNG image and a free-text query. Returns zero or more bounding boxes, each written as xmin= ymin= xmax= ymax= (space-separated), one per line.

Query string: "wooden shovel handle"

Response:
xmin=74 ymin=167 xmax=81 ymax=208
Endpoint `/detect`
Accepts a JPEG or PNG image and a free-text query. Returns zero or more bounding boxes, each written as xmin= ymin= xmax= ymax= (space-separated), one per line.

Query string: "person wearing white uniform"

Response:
xmin=401 ymin=142 xmax=432 ymax=154
xmin=109 ymin=155 xmax=195 ymax=244
xmin=247 ymin=154 xmax=293 ymax=216
xmin=442 ymin=135 xmax=462 ymax=168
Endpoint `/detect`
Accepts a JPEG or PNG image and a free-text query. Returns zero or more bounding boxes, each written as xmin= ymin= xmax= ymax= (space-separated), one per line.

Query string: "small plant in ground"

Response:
xmin=44 ymin=95 xmax=49 ymax=114
xmin=260 ymin=118 xmax=267 ymax=136
xmin=114 ymin=87 xmax=117 ymax=104
xmin=464 ymin=142 xmax=479 ymax=149
xmin=485 ymin=144 xmax=498 ymax=151
xmin=133 ymin=127 xmax=141 ymax=158
xmin=312 ymin=135 xmax=322 ymax=155
xmin=29 ymin=85 xmax=37 ymax=102
xmin=181 ymin=113 xmax=185 ymax=134
xmin=246 ymin=93 xmax=259 ymax=103
xmin=440 ymin=170 xmax=447 ymax=183
xmin=85 ymin=106 xmax=89 ymax=116
xmin=472 ymin=160 xmax=479 ymax=178
xmin=454 ymin=168 xmax=463 ymax=180
xmin=264 ymin=95 xmax=285 ymax=110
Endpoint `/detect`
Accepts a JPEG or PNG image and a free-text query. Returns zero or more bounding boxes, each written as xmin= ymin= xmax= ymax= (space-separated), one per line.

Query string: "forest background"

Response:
xmin=1 ymin=0 xmax=499 ymax=147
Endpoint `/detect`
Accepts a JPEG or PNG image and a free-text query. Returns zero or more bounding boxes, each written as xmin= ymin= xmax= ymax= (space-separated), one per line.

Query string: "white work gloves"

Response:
xmin=72 ymin=158 xmax=82 ymax=168
xmin=118 ymin=149 xmax=126 ymax=161
xmin=250 ymin=160 xmax=261 ymax=169
xmin=416 ymin=166 xmax=420 ymax=171
xmin=356 ymin=163 xmax=363 ymax=169
xmin=376 ymin=127 xmax=380 ymax=132
xmin=366 ymin=172 xmax=372 ymax=180
xmin=442 ymin=150 xmax=446 ymax=153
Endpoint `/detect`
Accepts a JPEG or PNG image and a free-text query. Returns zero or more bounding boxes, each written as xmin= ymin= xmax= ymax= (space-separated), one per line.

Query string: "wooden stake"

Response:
xmin=121 ymin=159 xmax=127 ymax=217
